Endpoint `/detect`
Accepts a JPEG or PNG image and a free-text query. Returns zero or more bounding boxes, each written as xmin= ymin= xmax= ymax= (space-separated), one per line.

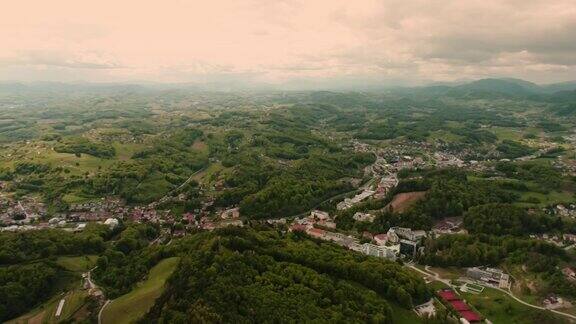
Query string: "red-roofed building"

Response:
xmin=290 ymin=224 xmax=308 ymax=232
xmin=437 ymin=289 xmax=458 ymax=301
xmin=459 ymin=310 xmax=482 ymax=322
xmin=450 ymin=300 xmax=470 ymax=311
xmin=362 ymin=231 xmax=374 ymax=240
xmin=374 ymin=234 xmax=388 ymax=245
xmin=307 ymin=227 xmax=326 ymax=239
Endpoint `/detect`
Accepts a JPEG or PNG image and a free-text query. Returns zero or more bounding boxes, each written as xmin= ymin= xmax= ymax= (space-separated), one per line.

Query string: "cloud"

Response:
xmin=0 ymin=0 xmax=575 ymax=84
xmin=5 ymin=50 xmax=124 ymax=69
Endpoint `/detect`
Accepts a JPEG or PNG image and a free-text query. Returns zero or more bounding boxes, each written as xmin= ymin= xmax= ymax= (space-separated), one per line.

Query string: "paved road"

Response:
xmin=156 ymin=166 xmax=207 ymax=204
xmin=86 ymin=267 xmax=110 ymax=324
xmin=98 ymin=299 xmax=111 ymax=324
xmin=406 ymin=264 xmax=457 ymax=292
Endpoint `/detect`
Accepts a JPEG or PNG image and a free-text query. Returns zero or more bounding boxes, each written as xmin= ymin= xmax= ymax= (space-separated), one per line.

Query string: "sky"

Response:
xmin=1 ymin=0 xmax=575 ymax=88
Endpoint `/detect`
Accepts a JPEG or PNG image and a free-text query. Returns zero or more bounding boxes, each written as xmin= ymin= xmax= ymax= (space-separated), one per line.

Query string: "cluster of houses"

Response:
xmin=128 ymin=206 xmax=171 ymax=223
xmin=374 ymin=173 xmax=399 ymax=199
xmin=529 ymin=232 xmax=576 ymax=248
xmin=543 ymin=295 xmax=571 ymax=310
xmin=562 ymin=267 xmax=576 ymax=281
xmin=433 ymin=152 xmax=465 ymax=168
xmin=553 ymin=204 xmax=576 ymax=219
xmin=195 ymin=206 xmax=244 ymax=231
xmin=337 ymin=189 xmax=375 ymax=210
xmin=290 ymin=211 xmax=427 ymax=261
xmin=0 ymin=197 xmax=46 ymax=227
xmin=69 ymin=198 xmax=124 ymax=213
xmin=432 ymin=217 xmax=465 ymax=236
xmin=337 ymin=173 xmax=398 ymax=211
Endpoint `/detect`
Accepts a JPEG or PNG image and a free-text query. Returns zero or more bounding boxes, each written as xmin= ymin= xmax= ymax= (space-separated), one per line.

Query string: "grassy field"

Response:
xmin=7 ymin=277 xmax=87 ymax=324
xmin=460 ymin=287 xmax=567 ymax=324
xmin=515 ymin=190 xmax=574 ymax=207
xmin=56 ymin=255 xmax=99 ymax=272
xmin=40 ymin=289 xmax=89 ymax=324
xmin=113 ymin=142 xmax=147 ymax=160
xmin=102 ymin=257 xmax=180 ymax=324
xmin=427 ymin=267 xmax=464 ymax=280
xmin=490 ymin=126 xmax=524 ymax=141
xmin=428 ymin=130 xmax=463 ymax=143
xmin=192 ymin=162 xmax=224 ymax=183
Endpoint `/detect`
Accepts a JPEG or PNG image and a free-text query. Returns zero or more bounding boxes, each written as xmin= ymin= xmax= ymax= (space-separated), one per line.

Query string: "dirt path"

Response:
xmin=27 ymin=310 xmax=45 ymax=324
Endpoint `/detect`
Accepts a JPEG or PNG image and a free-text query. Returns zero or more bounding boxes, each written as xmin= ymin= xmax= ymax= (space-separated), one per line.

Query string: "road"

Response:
xmin=85 ymin=267 xmax=110 ymax=324
xmin=491 ymin=286 xmax=576 ymax=321
xmin=98 ymin=300 xmax=111 ymax=324
xmin=156 ymin=166 xmax=207 ymax=204
xmin=18 ymin=200 xmax=30 ymax=218
xmin=406 ymin=264 xmax=457 ymax=292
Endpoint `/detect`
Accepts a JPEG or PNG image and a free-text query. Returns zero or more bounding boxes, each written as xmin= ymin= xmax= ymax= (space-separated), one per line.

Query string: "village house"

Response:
xmin=266 ymin=218 xmax=287 ymax=225
xmin=562 ymin=267 xmax=576 ymax=281
xmin=543 ymin=295 xmax=568 ymax=310
xmin=310 ymin=210 xmax=330 ymax=220
xmin=317 ymin=219 xmax=337 ymax=229
xmin=564 ymin=233 xmax=576 ymax=244
xmin=306 ymin=227 xmax=326 ymax=239
xmin=220 ymin=207 xmax=240 ymax=219
xmin=289 ymin=223 xmax=308 ymax=233
xmin=432 ymin=217 xmax=464 ymax=235
xmin=215 ymin=219 xmax=244 ymax=228
xmin=374 ymin=173 xmax=399 ymax=199
xmin=353 ymin=212 xmax=375 ymax=222
xmin=104 ymin=218 xmax=119 ymax=229
xmin=373 ymin=233 xmax=388 ymax=245
xmin=337 ymin=189 xmax=375 ymax=210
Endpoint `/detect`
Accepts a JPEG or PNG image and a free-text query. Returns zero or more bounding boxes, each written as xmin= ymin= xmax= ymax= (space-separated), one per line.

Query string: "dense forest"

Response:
xmin=143 ymin=227 xmax=433 ymax=323
xmin=0 ymin=224 xmax=112 ymax=321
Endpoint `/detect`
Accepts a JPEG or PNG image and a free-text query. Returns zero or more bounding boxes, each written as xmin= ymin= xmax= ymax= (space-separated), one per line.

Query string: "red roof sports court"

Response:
xmin=437 ymin=289 xmax=458 ymax=301
xmin=460 ymin=310 xmax=482 ymax=322
xmin=437 ymin=289 xmax=483 ymax=323
xmin=450 ymin=300 xmax=470 ymax=311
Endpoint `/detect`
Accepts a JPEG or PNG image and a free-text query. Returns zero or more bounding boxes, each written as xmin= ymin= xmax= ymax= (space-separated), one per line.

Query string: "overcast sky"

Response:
xmin=1 ymin=0 xmax=575 ymax=87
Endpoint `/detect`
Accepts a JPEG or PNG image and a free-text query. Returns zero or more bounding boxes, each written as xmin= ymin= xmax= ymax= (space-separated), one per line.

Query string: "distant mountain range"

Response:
xmin=391 ymin=78 xmax=576 ymax=100
xmin=1 ymin=78 xmax=576 ymax=96
xmin=455 ymin=78 xmax=576 ymax=95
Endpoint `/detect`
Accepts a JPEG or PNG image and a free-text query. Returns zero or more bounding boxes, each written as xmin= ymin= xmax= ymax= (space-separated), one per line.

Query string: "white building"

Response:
xmin=104 ymin=218 xmax=119 ymax=229
xmin=353 ymin=212 xmax=375 ymax=222
xmin=360 ymin=243 xmax=399 ymax=260
xmin=310 ymin=210 xmax=330 ymax=220
xmin=337 ymin=189 xmax=375 ymax=210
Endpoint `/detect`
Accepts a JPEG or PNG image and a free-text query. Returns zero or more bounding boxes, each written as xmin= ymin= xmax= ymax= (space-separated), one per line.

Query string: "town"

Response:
xmin=2 ymin=133 xmax=575 ymax=324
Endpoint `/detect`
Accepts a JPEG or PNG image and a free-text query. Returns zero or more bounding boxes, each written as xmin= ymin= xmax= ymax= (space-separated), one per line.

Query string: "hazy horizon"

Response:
xmin=2 ymin=0 xmax=575 ymax=87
